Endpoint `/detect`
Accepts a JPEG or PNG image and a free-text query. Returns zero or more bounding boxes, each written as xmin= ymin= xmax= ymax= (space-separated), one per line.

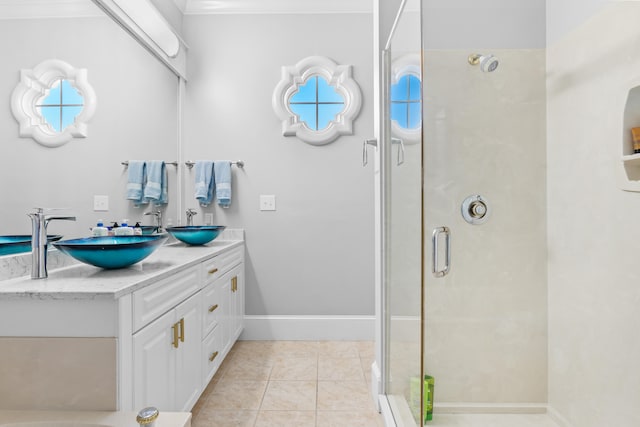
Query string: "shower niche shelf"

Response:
xmin=620 ymin=85 xmax=640 ymax=191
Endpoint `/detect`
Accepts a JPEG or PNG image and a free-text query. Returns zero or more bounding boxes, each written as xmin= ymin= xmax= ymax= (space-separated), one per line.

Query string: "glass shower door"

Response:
xmin=381 ymin=0 xmax=423 ymax=425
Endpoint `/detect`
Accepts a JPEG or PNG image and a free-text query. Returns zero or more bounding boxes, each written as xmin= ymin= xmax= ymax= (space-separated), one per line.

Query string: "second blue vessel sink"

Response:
xmin=166 ymin=226 xmax=226 ymax=245
xmin=53 ymin=234 xmax=168 ymax=269
xmin=0 ymin=235 xmax=63 ymax=256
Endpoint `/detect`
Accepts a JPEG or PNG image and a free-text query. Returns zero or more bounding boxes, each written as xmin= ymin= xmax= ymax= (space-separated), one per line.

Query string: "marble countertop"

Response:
xmin=0 ymin=234 xmax=243 ymax=301
xmin=0 ymin=409 xmax=190 ymax=427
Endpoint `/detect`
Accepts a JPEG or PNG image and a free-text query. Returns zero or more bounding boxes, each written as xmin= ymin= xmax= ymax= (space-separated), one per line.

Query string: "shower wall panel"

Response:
xmin=423 ymin=49 xmax=548 ymax=405
xmin=547 ymin=3 xmax=640 ymax=426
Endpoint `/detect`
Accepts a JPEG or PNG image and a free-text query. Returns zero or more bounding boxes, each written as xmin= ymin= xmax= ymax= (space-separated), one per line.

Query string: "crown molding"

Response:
xmin=0 ymin=0 xmax=103 ymax=19
xmin=0 ymin=0 xmax=381 ymax=19
xmin=182 ymin=0 xmax=373 ymax=15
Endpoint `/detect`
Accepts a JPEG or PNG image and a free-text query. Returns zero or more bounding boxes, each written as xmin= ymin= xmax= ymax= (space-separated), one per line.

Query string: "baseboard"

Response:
xmin=239 ymin=315 xmax=375 ymax=341
xmin=547 ymin=405 xmax=575 ymax=427
xmin=435 ymin=402 xmax=547 ymax=414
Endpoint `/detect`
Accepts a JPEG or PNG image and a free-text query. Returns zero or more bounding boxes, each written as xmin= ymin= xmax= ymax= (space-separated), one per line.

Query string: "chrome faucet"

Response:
xmin=186 ymin=208 xmax=197 ymax=226
xmin=144 ymin=210 xmax=163 ymax=233
xmin=28 ymin=208 xmax=76 ymax=279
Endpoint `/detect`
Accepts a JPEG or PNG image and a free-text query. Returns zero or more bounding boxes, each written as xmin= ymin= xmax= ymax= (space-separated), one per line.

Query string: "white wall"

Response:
xmin=547 ymin=2 xmax=640 ymax=426
xmin=0 ymin=14 xmax=179 ymax=238
xmin=182 ymin=14 xmax=375 ymax=319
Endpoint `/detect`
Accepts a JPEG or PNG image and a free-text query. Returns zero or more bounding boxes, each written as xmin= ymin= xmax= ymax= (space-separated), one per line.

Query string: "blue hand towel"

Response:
xmin=194 ymin=161 xmax=215 ymax=207
xmin=144 ymin=161 xmax=168 ymax=205
xmin=214 ymin=161 xmax=232 ymax=208
xmin=126 ymin=160 xmax=148 ymax=206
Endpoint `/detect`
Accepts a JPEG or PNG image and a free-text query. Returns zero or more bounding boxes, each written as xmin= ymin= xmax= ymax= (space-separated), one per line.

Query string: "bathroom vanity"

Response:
xmin=0 ymin=232 xmax=245 ymax=413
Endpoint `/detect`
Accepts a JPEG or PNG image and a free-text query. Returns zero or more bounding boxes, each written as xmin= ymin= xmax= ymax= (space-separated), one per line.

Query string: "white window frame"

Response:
xmin=11 ymin=59 xmax=97 ymax=148
xmin=272 ymin=56 xmax=362 ymax=146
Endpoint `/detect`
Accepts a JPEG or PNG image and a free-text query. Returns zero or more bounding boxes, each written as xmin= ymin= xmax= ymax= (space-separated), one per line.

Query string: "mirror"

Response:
xmin=0 ymin=0 xmax=180 ymax=241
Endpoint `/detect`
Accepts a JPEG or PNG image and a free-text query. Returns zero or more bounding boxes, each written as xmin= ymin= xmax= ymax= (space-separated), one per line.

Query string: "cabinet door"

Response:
xmin=133 ymin=309 xmax=176 ymax=411
xmin=175 ymin=293 xmax=202 ymax=412
xmin=220 ymin=277 xmax=231 ymax=353
xmin=229 ymin=264 xmax=245 ymax=342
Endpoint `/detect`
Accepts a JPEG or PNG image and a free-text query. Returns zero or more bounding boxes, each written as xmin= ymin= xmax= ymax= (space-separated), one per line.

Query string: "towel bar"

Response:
xmin=121 ymin=161 xmax=179 ymax=166
xmin=184 ymin=160 xmax=244 ymax=169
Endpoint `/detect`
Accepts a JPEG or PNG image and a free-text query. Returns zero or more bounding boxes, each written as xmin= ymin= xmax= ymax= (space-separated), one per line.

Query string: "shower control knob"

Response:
xmin=461 ymin=195 xmax=490 ymax=225
xmin=469 ymin=201 xmax=487 ymax=218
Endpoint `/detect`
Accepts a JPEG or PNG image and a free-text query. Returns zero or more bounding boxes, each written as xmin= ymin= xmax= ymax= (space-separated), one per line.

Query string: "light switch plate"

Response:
xmin=204 ymin=213 xmax=214 ymax=225
xmin=93 ymin=195 xmax=109 ymax=211
xmin=260 ymin=195 xmax=276 ymax=211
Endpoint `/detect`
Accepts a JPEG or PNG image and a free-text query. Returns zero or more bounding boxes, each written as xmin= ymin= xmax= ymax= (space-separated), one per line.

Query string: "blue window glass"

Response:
xmin=289 ymin=75 xmax=344 ymax=131
xmin=36 ymin=79 xmax=84 ymax=132
xmin=391 ymin=74 xmax=421 ymax=130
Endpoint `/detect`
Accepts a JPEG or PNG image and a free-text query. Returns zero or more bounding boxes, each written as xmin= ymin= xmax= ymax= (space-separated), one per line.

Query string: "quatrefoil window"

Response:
xmin=11 ymin=59 xmax=97 ymax=148
xmin=272 ymin=56 xmax=362 ymax=145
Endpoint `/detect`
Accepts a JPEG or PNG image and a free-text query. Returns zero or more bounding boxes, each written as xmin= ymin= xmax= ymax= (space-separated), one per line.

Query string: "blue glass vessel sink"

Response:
xmin=166 ymin=226 xmax=226 ymax=245
xmin=53 ymin=235 xmax=168 ymax=269
xmin=0 ymin=235 xmax=63 ymax=256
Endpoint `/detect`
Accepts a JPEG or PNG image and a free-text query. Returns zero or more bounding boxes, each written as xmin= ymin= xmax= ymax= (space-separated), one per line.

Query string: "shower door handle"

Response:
xmin=391 ymin=138 xmax=405 ymax=166
xmin=432 ymin=226 xmax=451 ymax=277
xmin=363 ymin=138 xmax=377 ymax=166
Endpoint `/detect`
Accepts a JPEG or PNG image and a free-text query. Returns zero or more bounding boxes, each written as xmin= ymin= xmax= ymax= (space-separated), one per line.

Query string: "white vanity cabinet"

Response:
xmin=130 ymin=244 xmax=245 ymax=412
xmin=0 ymin=238 xmax=245 ymax=413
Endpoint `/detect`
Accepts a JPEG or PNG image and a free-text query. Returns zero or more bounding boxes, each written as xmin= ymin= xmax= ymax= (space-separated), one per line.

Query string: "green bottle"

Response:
xmin=424 ymin=375 xmax=434 ymax=422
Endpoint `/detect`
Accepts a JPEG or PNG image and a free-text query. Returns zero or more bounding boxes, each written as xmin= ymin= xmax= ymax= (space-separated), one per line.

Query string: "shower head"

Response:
xmin=468 ymin=53 xmax=499 ymax=73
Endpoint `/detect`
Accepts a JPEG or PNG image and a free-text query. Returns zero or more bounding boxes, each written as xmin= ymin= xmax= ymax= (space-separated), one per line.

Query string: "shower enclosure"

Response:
xmin=377 ymin=1 xmax=547 ymax=426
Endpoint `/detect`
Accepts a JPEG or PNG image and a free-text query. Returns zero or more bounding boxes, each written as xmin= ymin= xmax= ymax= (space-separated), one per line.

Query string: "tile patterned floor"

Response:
xmin=191 ymin=340 xmax=385 ymax=427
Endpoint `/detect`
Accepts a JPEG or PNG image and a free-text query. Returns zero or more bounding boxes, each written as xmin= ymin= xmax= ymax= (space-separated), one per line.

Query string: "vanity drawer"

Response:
xmin=201 ymin=280 xmax=222 ymax=338
xmin=133 ymin=267 xmax=201 ymax=332
xmin=202 ymin=246 xmax=243 ymax=284
xmin=202 ymin=325 xmax=223 ymax=386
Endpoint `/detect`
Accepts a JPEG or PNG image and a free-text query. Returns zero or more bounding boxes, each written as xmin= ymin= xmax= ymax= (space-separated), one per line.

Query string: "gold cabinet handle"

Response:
xmin=179 ymin=318 xmax=185 ymax=343
xmin=209 ymin=351 xmax=219 ymax=362
xmin=231 ymin=276 xmax=237 ymax=292
xmin=172 ymin=322 xmax=179 ymax=348
xmin=208 ymin=304 xmax=219 ymax=313
xmin=208 ymin=268 xmax=219 ymax=274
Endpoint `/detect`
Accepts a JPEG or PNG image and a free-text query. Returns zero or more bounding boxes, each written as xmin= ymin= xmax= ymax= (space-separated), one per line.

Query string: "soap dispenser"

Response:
xmin=115 ymin=219 xmax=134 ymax=236
xmin=92 ymin=220 xmax=109 ymax=237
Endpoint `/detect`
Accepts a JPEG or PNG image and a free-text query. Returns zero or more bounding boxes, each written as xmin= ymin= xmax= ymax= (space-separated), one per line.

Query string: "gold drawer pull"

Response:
xmin=171 ymin=322 xmax=179 ymax=348
xmin=208 ymin=268 xmax=219 ymax=274
xmin=231 ymin=276 xmax=237 ymax=292
xmin=208 ymin=304 xmax=219 ymax=313
xmin=179 ymin=318 xmax=185 ymax=343
xmin=209 ymin=351 xmax=219 ymax=362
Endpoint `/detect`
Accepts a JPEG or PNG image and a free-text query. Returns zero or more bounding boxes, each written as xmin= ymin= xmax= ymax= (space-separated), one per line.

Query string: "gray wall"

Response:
xmin=423 ymin=0 xmax=546 ymax=49
xmin=546 ymin=0 xmax=608 ymax=45
xmin=0 ymin=14 xmax=179 ymax=238
xmin=182 ymin=14 xmax=375 ymax=316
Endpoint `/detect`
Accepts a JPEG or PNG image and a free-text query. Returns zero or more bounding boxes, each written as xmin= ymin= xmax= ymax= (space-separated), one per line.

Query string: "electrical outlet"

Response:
xmin=93 ymin=195 xmax=109 ymax=211
xmin=260 ymin=195 xmax=276 ymax=211
xmin=204 ymin=213 xmax=214 ymax=225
